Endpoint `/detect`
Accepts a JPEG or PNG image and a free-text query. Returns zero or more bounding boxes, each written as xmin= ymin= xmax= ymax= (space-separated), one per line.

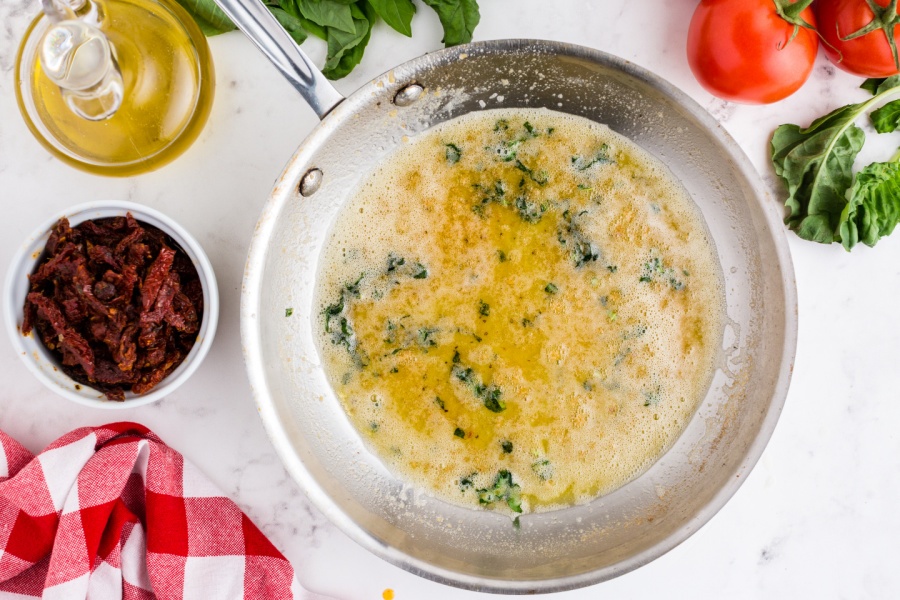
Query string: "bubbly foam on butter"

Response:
xmin=315 ymin=108 xmax=724 ymax=514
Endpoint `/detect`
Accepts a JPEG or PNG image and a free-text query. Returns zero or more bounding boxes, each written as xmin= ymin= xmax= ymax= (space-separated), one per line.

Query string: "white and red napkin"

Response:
xmin=0 ymin=422 xmax=312 ymax=599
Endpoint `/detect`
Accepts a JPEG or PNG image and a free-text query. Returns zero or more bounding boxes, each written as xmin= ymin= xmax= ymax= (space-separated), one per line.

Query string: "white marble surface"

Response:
xmin=2 ymin=0 xmax=900 ymax=598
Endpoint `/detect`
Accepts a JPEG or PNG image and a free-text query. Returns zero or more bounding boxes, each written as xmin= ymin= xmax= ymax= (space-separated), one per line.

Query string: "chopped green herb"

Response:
xmin=523 ymin=121 xmax=537 ymax=137
xmin=639 ymin=253 xmax=685 ymax=290
xmin=544 ymin=282 xmax=558 ymax=294
xmin=418 ymin=327 xmax=438 ymax=348
xmin=501 ymin=440 xmax=513 ymax=453
xmin=384 ymin=320 xmax=397 ymax=344
xmin=332 ymin=316 xmax=355 ymax=351
xmin=532 ymin=458 xmax=553 ymax=481
xmin=370 ymin=422 xmax=379 ymax=432
xmin=495 ymin=139 xmax=521 ymax=162
xmin=285 ymin=308 xmax=293 ymax=317
xmin=614 ymin=347 xmax=631 ymax=366
xmin=606 ymin=310 xmax=617 ymax=322
xmin=435 ymin=397 xmax=447 ymax=412
xmin=454 ymin=427 xmax=465 ymax=438
xmin=497 ymin=249 xmax=507 ymax=262
xmin=384 ymin=255 xmax=427 ymax=280
xmin=452 ymin=349 xmax=461 ymax=363
xmin=479 ymin=384 xmax=504 ymax=412
xmin=452 ymin=362 xmax=506 ymax=413
xmin=514 ymin=195 xmax=546 ymax=223
xmin=607 ymin=265 xmax=618 ymax=273
xmin=513 ymin=516 xmax=521 ymax=530
xmin=345 ymin=273 xmax=364 ymax=297
xmin=445 ymin=143 xmax=462 ymax=164
xmin=389 ymin=366 xmax=399 ymax=373
xmin=572 ymin=144 xmax=613 ymax=171
xmin=478 ymin=300 xmax=490 ymax=317
xmin=521 ymin=317 xmax=533 ymax=327
xmin=643 ymin=385 xmax=662 ymax=406
xmin=459 ymin=472 xmax=476 ymax=491
xmin=387 ymin=254 xmax=405 ymax=272
xmin=623 ymin=324 xmax=647 ymax=340
xmin=558 ymin=209 xmax=601 ymax=267
xmin=324 ymin=297 xmax=345 ymax=333
xmin=514 ymin=159 xmax=549 ymax=185
xmin=494 ymin=119 xmax=509 ymax=132
xmin=477 ymin=470 xmax=522 ymax=513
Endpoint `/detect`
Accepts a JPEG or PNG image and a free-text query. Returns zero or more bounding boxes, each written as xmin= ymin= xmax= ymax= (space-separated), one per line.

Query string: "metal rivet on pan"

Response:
xmin=393 ymin=83 xmax=424 ymax=107
xmin=299 ymin=168 xmax=323 ymax=197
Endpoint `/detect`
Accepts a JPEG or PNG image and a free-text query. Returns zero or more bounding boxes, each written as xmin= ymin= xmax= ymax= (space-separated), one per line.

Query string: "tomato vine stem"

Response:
xmin=773 ymin=0 xmax=816 ymax=48
xmin=839 ymin=0 xmax=900 ymax=71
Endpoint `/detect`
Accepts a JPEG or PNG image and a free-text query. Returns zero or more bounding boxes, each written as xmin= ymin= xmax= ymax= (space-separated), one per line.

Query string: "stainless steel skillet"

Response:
xmin=221 ymin=0 xmax=798 ymax=593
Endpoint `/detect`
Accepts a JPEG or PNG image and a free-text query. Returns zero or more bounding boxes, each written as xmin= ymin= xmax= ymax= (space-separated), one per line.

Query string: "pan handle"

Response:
xmin=213 ymin=0 xmax=345 ymax=119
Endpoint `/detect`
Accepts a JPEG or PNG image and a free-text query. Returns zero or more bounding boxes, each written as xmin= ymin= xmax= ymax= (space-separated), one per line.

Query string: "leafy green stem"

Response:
xmin=807 ymin=89 xmax=900 ymax=202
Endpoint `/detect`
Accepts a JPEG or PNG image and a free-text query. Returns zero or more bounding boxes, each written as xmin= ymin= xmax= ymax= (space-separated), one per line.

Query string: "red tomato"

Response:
xmin=687 ymin=0 xmax=818 ymax=104
xmin=815 ymin=0 xmax=900 ymax=77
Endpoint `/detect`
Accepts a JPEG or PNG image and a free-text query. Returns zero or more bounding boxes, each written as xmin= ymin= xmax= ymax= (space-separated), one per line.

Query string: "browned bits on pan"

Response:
xmin=22 ymin=214 xmax=203 ymax=401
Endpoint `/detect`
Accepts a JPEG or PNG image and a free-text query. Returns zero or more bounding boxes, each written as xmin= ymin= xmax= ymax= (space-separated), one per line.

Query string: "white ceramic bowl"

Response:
xmin=4 ymin=200 xmax=219 ymax=408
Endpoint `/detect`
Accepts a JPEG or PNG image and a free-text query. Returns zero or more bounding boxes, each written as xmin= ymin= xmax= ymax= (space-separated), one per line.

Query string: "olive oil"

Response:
xmin=15 ymin=0 xmax=214 ymax=176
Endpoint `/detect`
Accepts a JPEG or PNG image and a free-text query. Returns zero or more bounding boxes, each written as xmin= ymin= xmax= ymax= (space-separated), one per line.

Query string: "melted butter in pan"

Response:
xmin=315 ymin=108 xmax=724 ymax=514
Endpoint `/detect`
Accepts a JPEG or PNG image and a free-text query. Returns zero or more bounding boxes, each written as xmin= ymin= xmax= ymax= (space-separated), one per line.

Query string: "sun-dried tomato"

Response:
xmin=142 ymin=246 xmax=176 ymax=312
xmin=23 ymin=214 xmax=203 ymax=400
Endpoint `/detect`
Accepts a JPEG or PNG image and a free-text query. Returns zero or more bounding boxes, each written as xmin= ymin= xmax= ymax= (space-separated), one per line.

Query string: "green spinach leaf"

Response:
xmin=840 ymin=158 xmax=900 ymax=250
xmin=297 ymin=0 xmax=357 ymax=33
xmin=772 ymin=78 xmax=900 ymax=246
xmin=870 ymin=99 xmax=900 ymax=134
xmin=173 ymin=0 xmax=236 ymax=35
xmin=771 ymin=106 xmax=866 ymax=243
xmin=861 ymin=76 xmax=900 ymax=96
xmin=322 ymin=3 xmax=374 ymax=80
xmin=178 ymin=0 xmax=480 ymax=79
xmin=422 ymin=0 xmax=480 ymax=46
xmin=269 ymin=6 xmax=309 ymax=45
xmin=368 ymin=0 xmax=416 ymax=36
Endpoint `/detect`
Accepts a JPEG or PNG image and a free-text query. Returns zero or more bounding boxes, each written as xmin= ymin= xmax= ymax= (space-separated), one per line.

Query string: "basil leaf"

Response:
xmin=862 ymin=76 xmax=900 ymax=96
xmin=322 ymin=2 xmax=373 ymax=79
xmin=771 ymin=105 xmax=866 ymax=243
xmin=860 ymin=79 xmax=882 ymax=95
xmin=422 ymin=0 xmax=479 ymax=46
xmin=269 ymin=6 xmax=309 ymax=45
xmin=173 ymin=0 xmax=235 ymax=35
xmin=369 ymin=0 xmax=415 ymax=36
xmin=870 ymin=99 xmax=900 ymax=133
xmin=298 ymin=15 xmax=328 ymax=40
xmin=840 ymin=160 xmax=900 ymax=250
xmin=297 ymin=0 xmax=357 ymax=34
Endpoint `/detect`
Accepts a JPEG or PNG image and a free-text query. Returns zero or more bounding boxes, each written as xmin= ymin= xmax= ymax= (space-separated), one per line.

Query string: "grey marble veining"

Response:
xmin=2 ymin=1 xmax=899 ymax=598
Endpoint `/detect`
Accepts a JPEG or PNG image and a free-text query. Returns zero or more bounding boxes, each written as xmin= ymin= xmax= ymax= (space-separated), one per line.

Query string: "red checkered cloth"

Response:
xmin=0 ymin=422 xmax=317 ymax=599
